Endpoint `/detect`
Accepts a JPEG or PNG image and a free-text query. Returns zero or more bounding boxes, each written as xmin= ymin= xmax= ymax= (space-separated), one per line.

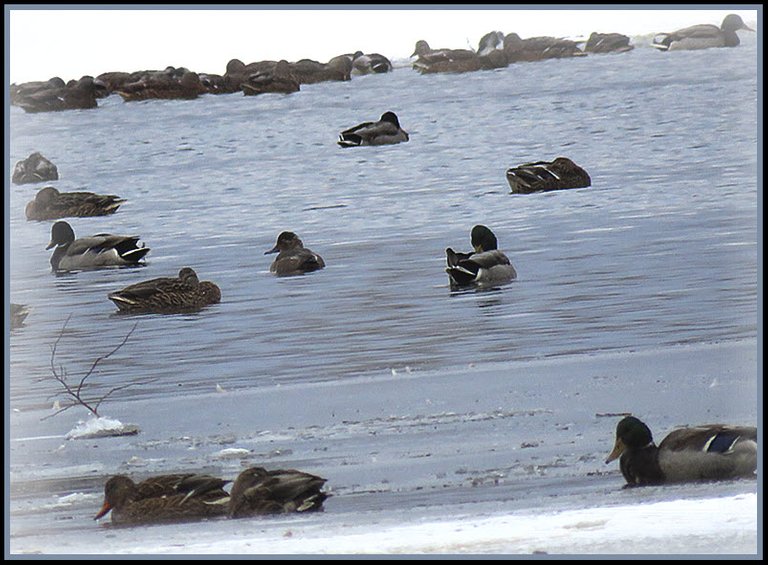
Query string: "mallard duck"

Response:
xmin=411 ymin=39 xmax=482 ymax=74
xmin=241 ymin=60 xmax=300 ymax=95
xmin=506 ymin=157 xmax=591 ymax=194
xmin=228 ymin=467 xmax=328 ymax=519
xmin=10 ymin=77 xmax=66 ymax=107
xmin=12 ymin=152 xmax=59 ymax=185
xmin=606 ymin=416 xmax=758 ymax=486
xmin=10 ymin=303 xmax=30 ymax=330
xmin=289 ymin=56 xmax=352 ymax=84
xmin=503 ymin=33 xmax=586 ymax=63
xmin=107 ymin=267 xmax=221 ymax=313
xmin=349 ymin=51 xmax=393 ymax=75
xmin=94 ymin=474 xmax=230 ymax=525
xmin=338 ymin=111 xmax=409 ymax=147
xmin=584 ymin=32 xmax=634 ymax=54
xmin=14 ymin=76 xmax=107 ymax=113
xmin=445 ymin=225 xmax=517 ymax=289
xmin=114 ymin=70 xmax=207 ymax=101
xmin=265 ymin=232 xmax=325 ymax=276
xmin=46 ymin=221 xmax=150 ymax=272
xmin=26 ymin=186 xmax=126 ymax=221
xmin=652 ymin=14 xmax=754 ymax=51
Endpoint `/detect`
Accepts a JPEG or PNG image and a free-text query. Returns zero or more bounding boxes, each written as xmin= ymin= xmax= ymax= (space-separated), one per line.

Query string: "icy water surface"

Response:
xmin=7 ymin=37 xmax=758 ymax=554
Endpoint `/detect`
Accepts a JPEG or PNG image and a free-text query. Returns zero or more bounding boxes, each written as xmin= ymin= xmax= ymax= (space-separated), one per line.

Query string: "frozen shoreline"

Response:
xmin=9 ymin=338 xmax=759 ymax=556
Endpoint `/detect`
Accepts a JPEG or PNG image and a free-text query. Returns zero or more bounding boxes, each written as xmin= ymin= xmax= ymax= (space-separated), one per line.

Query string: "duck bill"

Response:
xmin=264 ymin=245 xmax=279 ymax=255
xmin=94 ymin=501 xmax=111 ymax=520
xmin=45 ymin=240 xmax=56 ymax=250
xmin=605 ymin=438 xmax=625 ymax=464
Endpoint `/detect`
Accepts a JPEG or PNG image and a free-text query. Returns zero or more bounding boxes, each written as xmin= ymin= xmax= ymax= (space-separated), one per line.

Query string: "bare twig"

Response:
xmin=41 ymin=317 xmax=155 ymax=421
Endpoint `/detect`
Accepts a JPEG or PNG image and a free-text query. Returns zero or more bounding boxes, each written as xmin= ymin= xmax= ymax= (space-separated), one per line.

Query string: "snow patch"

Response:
xmin=65 ymin=416 xmax=140 ymax=440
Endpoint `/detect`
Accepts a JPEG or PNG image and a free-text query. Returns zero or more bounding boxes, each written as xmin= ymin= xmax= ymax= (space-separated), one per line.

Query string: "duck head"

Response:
xmin=606 ymin=416 xmax=655 ymax=463
xmin=94 ymin=475 xmax=138 ymax=520
xmin=722 ymin=13 xmax=754 ymax=32
xmin=266 ymin=231 xmax=304 ymax=254
xmin=470 ymin=225 xmax=499 ymax=253
xmin=46 ymin=220 xmax=75 ymax=249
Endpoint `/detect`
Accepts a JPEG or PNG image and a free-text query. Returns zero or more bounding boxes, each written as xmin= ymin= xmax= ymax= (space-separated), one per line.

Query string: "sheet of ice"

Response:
xmin=9 ymin=340 xmax=759 ymax=557
xmin=90 ymin=493 xmax=757 ymax=555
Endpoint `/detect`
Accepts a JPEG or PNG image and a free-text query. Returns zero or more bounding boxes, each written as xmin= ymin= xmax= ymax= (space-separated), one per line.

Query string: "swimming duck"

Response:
xmin=349 ymin=51 xmax=393 ymax=75
xmin=445 ymin=225 xmax=517 ymax=289
xmin=94 ymin=474 xmax=230 ymax=525
xmin=503 ymin=33 xmax=586 ymax=63
xmin=114 ymin=70 xmax=207 ymax=101
xmin=26 ymin=186 xmax=126 ymax=221
xmin=584 ymin=32 xmax=634 ymax=54
xmin=107 ymin=267 xmax=221 ymax=313
xmin=338 ymin=111 xmax=409 ymax=147
xmin=265 ymin=232 xmax=325 ymax=276
xmin=10 ymin=77 xmax=66 ymax=107
xmin=506 ymin=157 xmax=591 ymax=194
xmin=14 ymin=76 xmax=107 ymax=113
xmin=652 ymin=14 xmax=754 ymax=51
xmin=606 ymin=416 xmax=758 ymax=486
xmin=228 ymin=467 xmax=329 ymax=518
xmin=12 ymin=152 xmax=59 ymax=185
xmin=241 ymin=60 xmax=300 ymax=95
xmin=289 ymin=56 xmax=352 ymax=84
xmin=411 ymin=39 xmax=482 ymax=74
xmin=10 ymin=303 xmax=30 ymax=330
xmin=46 ymin=221 xmax=150 ymax=272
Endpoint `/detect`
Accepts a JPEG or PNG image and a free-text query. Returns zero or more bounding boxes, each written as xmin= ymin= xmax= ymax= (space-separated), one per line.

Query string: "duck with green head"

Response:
xmin=651 ymin=13 xmax=754 ymax=51
xmin=446 ymin=225 xmax=517 ymax=289
xmin=606 ymin=416 xmax=757 ymax=486
xmin=46 ymin=220 xmax=149 ymax=272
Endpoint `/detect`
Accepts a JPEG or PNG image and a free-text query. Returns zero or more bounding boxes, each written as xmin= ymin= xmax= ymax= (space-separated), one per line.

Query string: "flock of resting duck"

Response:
xmin=10 ymin=14 xmax=758 ymax=527
xmin=9 ymin=15 xmax=754 ymax=113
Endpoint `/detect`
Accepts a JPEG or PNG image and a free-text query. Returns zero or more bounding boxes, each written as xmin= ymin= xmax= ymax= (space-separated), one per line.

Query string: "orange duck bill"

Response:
xmin=94 ymin=500 xmax=112 ymax=520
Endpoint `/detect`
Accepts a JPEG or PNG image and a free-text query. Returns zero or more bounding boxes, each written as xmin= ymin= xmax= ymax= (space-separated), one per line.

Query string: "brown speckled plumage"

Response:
xmin=506 ymin=157 xmax=591 ymax=194
xmin=228 ymin=467 xmax=329 ymax=519
xmin=95 ymin=474 xmax=230 ymax=525
xmin=26 ymin=186 xmax=126 ymax=221
xmin=108 ymin=267 xmax=221 ymax=313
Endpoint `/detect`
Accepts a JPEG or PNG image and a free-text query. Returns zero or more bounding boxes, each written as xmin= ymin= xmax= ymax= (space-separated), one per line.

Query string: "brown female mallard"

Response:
xmin=26 ymin=186 xmax=126 ymax=221
xmin=107 ymin=267 xmax=221 ymax=313
xmin=506 ymin=157 xmax=591 ymax=194
xmin=94 ymin=474 xmax=230 ymax=525
xmin=228 ymin=467 xmax=329 ymax=519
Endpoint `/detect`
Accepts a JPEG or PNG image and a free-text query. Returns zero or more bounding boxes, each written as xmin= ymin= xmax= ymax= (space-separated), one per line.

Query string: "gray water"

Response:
xmin=9 ymin=44 xmax=758 ymax=404
xmin=7 ymin=39 xmax=759 ymax=554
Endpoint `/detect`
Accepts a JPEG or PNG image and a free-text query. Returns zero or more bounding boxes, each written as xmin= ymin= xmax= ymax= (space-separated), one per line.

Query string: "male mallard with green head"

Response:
xmin=338 ymin=111 xmax=409 ymax=147
xmin=606 ymin=416 xmax=757 ymax=486
xmin=652 ymin=14 xmax=754 ymax=51
xmin=46 ymin=220 xmax=149 ymax=272
xmin=446 ymin=225 xmax=517 ymax=289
